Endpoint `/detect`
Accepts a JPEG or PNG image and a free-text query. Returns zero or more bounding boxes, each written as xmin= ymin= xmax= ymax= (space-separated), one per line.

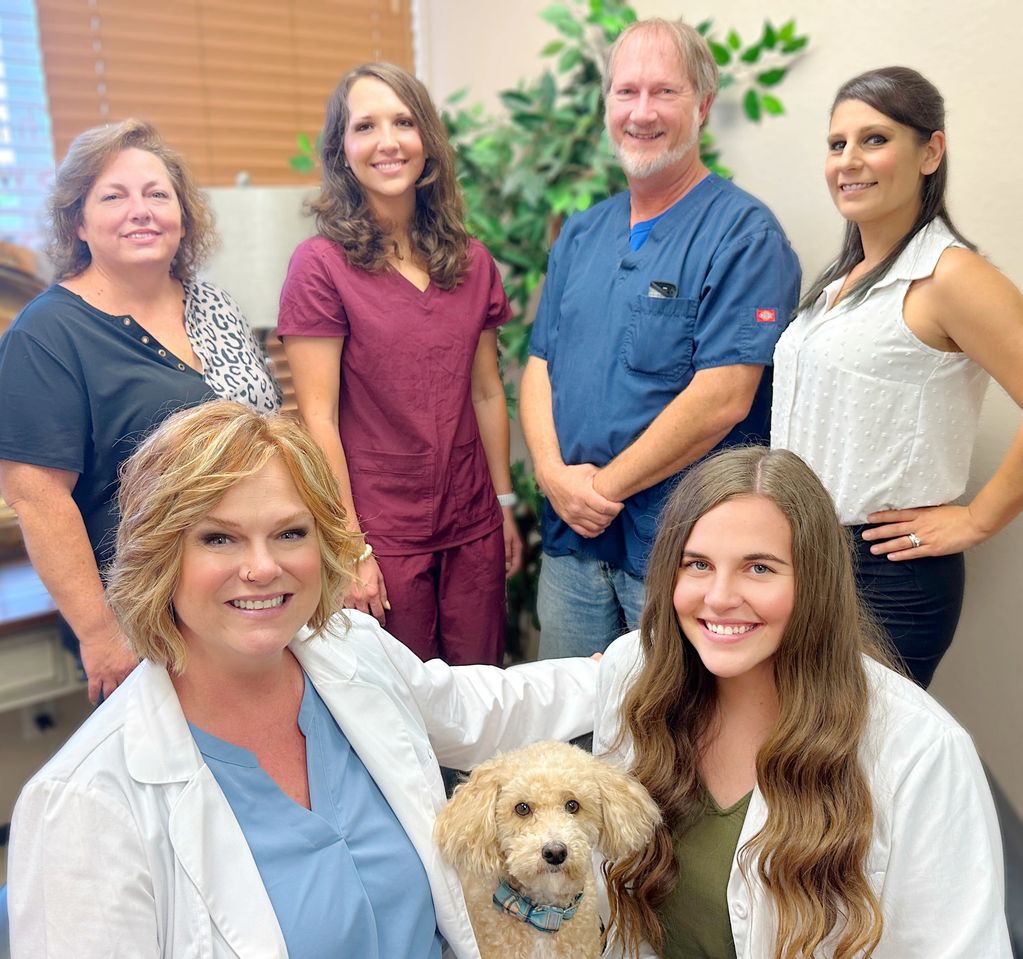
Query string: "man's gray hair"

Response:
xmin=604 ymin=18 xmax=719 ymax=103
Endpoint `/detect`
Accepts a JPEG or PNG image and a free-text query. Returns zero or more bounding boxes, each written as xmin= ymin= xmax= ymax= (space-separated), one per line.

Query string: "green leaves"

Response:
xmin=698 ymin=17 xmax=807 ymax=124
xmin=541 ymin=3 xmax=584 ymax=38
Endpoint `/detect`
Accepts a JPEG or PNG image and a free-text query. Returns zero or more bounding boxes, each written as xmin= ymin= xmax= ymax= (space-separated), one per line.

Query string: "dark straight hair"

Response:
xmin=799 ymin=66 xmax=976 ymax=313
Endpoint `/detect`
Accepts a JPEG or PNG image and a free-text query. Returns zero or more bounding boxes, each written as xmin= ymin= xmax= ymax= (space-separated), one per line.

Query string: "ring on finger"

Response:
xmin=907 ymin=532 xmax=922 ymax=549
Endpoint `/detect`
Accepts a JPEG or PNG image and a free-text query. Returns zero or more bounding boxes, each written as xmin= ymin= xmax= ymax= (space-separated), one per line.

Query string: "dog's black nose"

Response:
xmin=542 ymin=842 xmax=568 ymax=866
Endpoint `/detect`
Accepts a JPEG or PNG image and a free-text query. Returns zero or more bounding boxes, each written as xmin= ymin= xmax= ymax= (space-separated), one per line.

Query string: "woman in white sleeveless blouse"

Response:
xmin=772 ymin=67 xmax=1023 ymax=686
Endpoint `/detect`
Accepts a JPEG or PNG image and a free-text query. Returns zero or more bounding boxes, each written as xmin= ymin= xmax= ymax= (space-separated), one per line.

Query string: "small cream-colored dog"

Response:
xmin=434 ymin=740 xmax=660 ymax=959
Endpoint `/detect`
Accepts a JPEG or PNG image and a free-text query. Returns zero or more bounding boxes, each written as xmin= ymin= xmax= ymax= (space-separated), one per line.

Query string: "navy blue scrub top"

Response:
xmin=529 ymin=174 xmax=801 ymax=576
xmin=0 ymin=286 xmax=215 ymax=567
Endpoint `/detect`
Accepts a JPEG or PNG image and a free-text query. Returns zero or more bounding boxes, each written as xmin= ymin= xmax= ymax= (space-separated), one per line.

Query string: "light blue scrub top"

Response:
xmin=190 ymin=674 xmax=443 ymax=959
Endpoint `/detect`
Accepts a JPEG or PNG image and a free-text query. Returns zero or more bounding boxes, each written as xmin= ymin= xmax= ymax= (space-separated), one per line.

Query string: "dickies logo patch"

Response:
xmin=755 ymin=308 xmax=776 ymax=323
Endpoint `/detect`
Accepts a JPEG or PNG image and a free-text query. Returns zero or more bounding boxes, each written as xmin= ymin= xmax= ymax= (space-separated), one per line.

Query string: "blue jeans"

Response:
xmin=537 ymin=552 xmax=646 ymax=659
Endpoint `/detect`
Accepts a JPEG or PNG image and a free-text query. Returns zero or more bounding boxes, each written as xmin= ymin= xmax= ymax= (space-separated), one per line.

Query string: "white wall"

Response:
xmin=419 ymin=0 xmax=1023 ymax=811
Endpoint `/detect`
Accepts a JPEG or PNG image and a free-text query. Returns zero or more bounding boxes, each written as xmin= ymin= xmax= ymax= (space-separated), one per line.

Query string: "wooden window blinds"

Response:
xmin=36 ymin=0 xmax=414 ymax=185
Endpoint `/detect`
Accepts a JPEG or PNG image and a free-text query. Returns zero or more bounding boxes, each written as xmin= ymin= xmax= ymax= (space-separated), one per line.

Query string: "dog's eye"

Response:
xmin=564 ymin=799 xmax=580 ymax=814
xmin=514 ymin=802 xmax=531 ymax=817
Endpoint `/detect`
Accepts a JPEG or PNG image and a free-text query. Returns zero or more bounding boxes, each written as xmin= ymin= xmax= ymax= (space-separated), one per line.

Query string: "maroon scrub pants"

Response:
xmin=374 ymin=525 xmax=506 ymax=666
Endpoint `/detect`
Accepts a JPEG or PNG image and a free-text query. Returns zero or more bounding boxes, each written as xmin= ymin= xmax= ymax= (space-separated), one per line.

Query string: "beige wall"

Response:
xmin=419 ymin=0 xmax=1023 ymax=810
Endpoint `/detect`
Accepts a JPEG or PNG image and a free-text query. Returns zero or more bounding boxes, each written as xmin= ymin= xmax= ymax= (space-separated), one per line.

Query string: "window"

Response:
xmin=36 ymin=0 xmax=414 ymax=186
xmin=0 ymin=0 xmax=56 ymax=251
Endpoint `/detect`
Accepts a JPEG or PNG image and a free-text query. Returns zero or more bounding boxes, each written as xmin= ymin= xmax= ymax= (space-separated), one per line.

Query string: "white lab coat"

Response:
xmin=595 ymin=631 xmax=1012 ymax=959
xmin=9 ymin=611 xmax=597 ymax=959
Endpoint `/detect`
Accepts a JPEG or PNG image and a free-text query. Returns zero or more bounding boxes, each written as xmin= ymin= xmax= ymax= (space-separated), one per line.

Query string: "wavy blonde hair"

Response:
xmin=310 ymin=62 xmax=470 ymax=290
xmin=47 ymin=118 xmax=216 ymax=282
xmin=106 ymin=401 xmax=362 ymax=673
xmin=609 ymin=447 xmax=889 ymax=959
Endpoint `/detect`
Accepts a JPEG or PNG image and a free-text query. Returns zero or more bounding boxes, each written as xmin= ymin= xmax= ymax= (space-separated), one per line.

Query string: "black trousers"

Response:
xmin=849 ymin=525 xmax=965 ymax=689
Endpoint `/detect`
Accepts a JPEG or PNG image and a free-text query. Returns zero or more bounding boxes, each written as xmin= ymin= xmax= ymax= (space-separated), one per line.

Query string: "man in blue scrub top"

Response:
xmin=521 ymin=17 xmax=801 ymax=658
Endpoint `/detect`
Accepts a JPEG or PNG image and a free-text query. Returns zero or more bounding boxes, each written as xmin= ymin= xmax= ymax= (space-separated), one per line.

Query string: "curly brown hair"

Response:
xmin=106 ymin=401 xmax=362 ymax=673
xmin=47 ymin=118 xmax=216 ymax=282
xmin=309 ymin=62 xmax=470 ymax=290
xmin=609 ymin=447 xmax=890 ymax=959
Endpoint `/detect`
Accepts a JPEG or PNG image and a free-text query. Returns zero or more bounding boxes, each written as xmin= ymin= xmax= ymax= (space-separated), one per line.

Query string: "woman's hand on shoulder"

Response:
xmin=863 ymin=503 xmax=992 ymax=559
xmin=343 ymin=553 xmax=390 ymax=625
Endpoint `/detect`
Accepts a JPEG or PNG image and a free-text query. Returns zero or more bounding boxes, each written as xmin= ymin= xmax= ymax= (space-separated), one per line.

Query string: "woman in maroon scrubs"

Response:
xmin=278 ymin=63 xmax=520 ymax=665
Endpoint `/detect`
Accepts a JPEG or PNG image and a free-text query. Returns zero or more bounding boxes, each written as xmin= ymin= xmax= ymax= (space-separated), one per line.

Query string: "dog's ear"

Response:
xmin=434 ymin=758 xmax=505 ymax=878
xmin=593 ymin=761 xmax=662 ymax=861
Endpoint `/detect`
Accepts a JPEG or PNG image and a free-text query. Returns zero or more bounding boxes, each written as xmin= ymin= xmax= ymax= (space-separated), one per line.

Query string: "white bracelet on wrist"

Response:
xmin=357 ymin=542 xmax=374 ymax=563
xmin=497 ymin=492 xmax=518 ymax=508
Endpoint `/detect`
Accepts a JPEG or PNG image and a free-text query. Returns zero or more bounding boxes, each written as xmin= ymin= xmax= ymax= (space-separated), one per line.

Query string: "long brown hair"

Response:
xmin=310 ymin=62 xmax=470 ymax=290
xmin=611 ymin=447 xmax=888 ymax=959
xmin=46 ymin=118 xmax=215 ymax=282
xmin=800 ymin=66 xmax=976 ymax=313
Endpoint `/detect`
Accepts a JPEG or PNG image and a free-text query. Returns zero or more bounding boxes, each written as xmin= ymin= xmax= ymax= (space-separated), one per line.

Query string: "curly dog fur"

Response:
xmin=435 ymin=740 xmax=660 ymax=959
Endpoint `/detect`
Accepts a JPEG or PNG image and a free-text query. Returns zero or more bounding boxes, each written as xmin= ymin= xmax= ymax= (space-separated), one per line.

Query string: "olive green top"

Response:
xmin=657 ymin=789 xmax=753 ymax=959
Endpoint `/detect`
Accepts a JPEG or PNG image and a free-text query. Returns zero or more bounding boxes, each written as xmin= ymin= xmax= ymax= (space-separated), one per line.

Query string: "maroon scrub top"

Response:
xmin=278 ymin=236 xmax=510 ymax=554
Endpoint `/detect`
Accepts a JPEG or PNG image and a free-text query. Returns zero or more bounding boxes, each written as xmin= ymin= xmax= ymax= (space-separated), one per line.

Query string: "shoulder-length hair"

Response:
xmin=310 ymin=62 xmax=470 ymax=290
xmin=607 ymin=447 xmax=889 ymax=959
xmin=800 ymin=66 xmax=976 ymax=313
xmin=106 ymin=400 xmax=362 ymax=674
xmin=46 ymin=118 xmax=216 ymax=283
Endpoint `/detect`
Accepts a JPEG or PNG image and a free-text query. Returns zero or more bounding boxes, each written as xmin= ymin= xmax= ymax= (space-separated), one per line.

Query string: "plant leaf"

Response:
xmin=740 ymin=44 xmax=761 ymax=64
xmin=743 ymin=88 xmax=762 ymax=122
xmin=757 ymin=67 xmax=787 ymax=87
xmin=708 ymin=40 xmax=731 ymax=66
xmin=558 ymin=46 xmax=582 ymax=72
xmin=540 ymin=39 xmax=565 ymax=56
xmin=540 ymin=3 xmax=583 ymax=38
xmin=727 ymin=29 xmax=741 ymax=50
xmin=761 ymin=21 xmax=777 ymax=48
xmin=761 ymin=94 xmax=784 ymax=115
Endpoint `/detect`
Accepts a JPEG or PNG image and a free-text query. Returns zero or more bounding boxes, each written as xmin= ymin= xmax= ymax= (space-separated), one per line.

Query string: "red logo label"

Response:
xmin=755 ymin=308 xmax=776 ymax=323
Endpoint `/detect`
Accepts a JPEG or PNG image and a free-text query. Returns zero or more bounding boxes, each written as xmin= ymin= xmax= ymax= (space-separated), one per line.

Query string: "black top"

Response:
xmin=0 ymin=285 xmax=220 ymax=568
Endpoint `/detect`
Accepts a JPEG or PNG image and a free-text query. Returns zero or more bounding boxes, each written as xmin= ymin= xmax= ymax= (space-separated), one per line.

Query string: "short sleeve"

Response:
xmin=480 ymin=247 xmax=512 ymax=330
xmin=527 ymin=238 xmax=564 ymax=360
xmin=0 ymin=327 xmax=89 ymax=474
xmin=277 ymin=239 xmax=350 ymax=338
xmin=692 ymin=228 xmax=801 ymax=370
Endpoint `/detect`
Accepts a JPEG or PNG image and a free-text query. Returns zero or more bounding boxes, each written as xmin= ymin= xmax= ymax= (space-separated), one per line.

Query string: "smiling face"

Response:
xmin=604 ymin=30 xmax=709 ymax=183
xmin=825 ymin=98 xmax=943 ymax=234
xmin=76 ymin=147 xmax=184 ymax=276
xmin=342 ymin=75 xmax=426 ymax=219
xmin=673 ymin=494 xmax=795 ymax=691
xmin=172 ymin=457 xmax=323 ymax=674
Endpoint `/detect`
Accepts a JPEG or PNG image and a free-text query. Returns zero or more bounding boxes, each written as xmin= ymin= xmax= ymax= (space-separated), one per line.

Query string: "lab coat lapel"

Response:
xmin=169 ymin=767 xmax=288 ymax=957
xmin=296 ymin=637 xmax=479 ymax=957
xmin=125 ymin=662 xmax=287 ymax=957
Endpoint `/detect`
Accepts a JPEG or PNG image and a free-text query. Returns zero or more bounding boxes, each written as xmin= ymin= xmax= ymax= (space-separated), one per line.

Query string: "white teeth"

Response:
xmin=230 ymin=596 xmax=285 ymax=610
xmin=705 ymin=622 xmax=756 ymax=636
xmin=374 ymin=161 xmax=404 ymax=171
xmin=840 ymin=183 xmax=873 ymax=192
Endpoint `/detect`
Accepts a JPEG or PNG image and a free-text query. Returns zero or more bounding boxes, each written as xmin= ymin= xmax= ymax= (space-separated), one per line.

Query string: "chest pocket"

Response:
xmin=622 ymin=295 xmax=698 ymax=381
